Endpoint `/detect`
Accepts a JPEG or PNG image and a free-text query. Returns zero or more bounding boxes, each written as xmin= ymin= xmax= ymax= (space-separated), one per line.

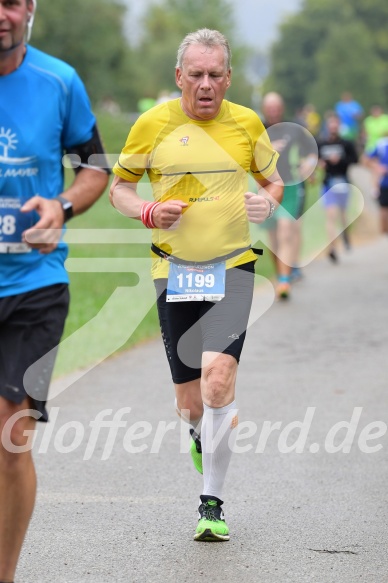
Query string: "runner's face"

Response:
xmin=176 ymin=44 xmax=231 ymax=121
xmin=327 ymin=117 xmax=340 ymax=135
xmin=0 ymin=0 xmax=30 ymax=53
xmin=262 ymin=100 xmax=284 ymax=125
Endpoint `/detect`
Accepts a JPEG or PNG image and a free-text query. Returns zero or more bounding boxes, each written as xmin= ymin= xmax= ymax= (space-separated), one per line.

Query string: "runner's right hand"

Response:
xmin=152 ymin=200 xmax=188 ymax=230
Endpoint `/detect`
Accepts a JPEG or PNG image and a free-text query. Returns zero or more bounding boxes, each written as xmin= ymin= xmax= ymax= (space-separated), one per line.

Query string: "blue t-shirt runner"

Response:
xmin=0 ymin=45 xmax=96 ymax=297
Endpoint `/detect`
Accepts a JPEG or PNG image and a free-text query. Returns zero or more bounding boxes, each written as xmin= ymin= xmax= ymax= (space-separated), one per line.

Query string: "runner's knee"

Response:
xmin=277 ymin=221 xmax=294 ymax=244
xmin=202 ymin=359 xmax=236 ymax=407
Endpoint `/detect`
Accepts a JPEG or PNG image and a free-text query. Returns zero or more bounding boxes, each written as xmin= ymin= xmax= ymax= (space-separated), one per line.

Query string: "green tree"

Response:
xmin=351 ymin=0 xmax=388 ymax=96
xmin=264 ymin=0 xmax=387 ymax=115
xmin=31 ymin=0 xmax=137 ymax=108
xmin=351 ymin=0 xmax=388 ymax=61
xmin=308 ymin=20 xmax=384 ymax=113
xmin=263 ymin=0 xmax=349 ymax=113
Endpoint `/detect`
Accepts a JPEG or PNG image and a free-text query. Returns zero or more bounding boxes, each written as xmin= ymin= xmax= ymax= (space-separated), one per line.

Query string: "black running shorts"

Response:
xmin=155 ymin=262 xmax=255 ymax=384
xmin=0 ymin=284 xmax=70 ymax=422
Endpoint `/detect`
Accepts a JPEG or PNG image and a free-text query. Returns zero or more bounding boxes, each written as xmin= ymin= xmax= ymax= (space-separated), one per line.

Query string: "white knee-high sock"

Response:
xmin=201 ymin=401 xmax=238 ymax=500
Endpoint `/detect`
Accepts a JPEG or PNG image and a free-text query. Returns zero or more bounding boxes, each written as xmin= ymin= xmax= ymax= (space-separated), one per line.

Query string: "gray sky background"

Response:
xmin=122 ymin=0 xmax=303 ymax=50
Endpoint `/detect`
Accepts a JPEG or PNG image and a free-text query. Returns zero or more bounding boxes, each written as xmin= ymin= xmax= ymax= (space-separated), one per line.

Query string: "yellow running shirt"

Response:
xmin=113 ymin=99 xmax=278 ymax=279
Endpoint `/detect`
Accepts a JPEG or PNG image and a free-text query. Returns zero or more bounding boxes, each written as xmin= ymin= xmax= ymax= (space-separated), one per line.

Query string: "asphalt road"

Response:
xmin=17 ymin=205 xmax=388 ymax=581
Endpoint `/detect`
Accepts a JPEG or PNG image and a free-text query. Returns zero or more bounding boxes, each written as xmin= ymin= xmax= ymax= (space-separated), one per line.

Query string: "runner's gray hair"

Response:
xmin=176 ymin=29 xmax=232 ymax=71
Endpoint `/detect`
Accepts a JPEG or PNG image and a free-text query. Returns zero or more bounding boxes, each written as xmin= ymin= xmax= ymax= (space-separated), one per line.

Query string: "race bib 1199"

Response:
xmin=166 ymin=262 xmax=226 ymax=302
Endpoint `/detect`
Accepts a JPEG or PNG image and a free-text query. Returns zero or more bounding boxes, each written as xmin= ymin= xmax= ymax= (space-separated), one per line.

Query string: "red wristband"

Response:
xmin=140 ymin=202 xmax=161 ymax=228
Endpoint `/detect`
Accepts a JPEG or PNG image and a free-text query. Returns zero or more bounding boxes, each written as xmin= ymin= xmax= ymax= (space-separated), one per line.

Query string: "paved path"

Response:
xmin=18 ymin=232 xmax=388 ymax=582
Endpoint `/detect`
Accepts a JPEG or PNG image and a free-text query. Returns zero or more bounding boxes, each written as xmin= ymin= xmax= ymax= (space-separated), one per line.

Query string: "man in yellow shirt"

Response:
xmin=110 ymin=28 xmax=283 ymax=542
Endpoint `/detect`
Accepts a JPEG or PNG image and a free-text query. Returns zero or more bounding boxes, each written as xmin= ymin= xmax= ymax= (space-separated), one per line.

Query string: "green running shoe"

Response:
xmin=189 ymin=428 xmax=203 ymax=474
xmin=194 ymin=496 xmax=230 ymax=542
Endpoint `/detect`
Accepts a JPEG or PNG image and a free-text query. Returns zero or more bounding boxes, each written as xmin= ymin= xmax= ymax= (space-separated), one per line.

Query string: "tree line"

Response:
xmin=264 ymin=0 xmax=388 ymax=115
xmin=32 ymin=0 xmax=388 ymax=116
xmin=31 ymin=0 xmax=252 ymax=111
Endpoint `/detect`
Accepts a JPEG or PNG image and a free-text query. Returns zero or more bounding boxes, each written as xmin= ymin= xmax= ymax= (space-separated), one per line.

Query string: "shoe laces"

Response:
xmin=199 ymin=500 xmax=222 ymax=522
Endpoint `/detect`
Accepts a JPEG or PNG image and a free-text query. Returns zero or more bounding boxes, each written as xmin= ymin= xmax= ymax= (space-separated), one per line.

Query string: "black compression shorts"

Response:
xmin=154 ymin=262 xmax=255 ymax=384
xmin=0 ymin=284 xmax=69 ymax=422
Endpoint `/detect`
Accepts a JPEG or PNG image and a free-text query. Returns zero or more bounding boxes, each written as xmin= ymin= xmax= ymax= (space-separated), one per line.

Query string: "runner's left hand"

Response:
xmin=244 ymin=192 xmax=271 ymax=224
xmin=21 ymin=196 xmax=65 ymax=254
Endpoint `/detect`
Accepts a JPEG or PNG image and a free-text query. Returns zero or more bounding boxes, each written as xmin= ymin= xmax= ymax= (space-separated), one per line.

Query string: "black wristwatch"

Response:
xmin=55 ymin=195 xmax=74 ymax=222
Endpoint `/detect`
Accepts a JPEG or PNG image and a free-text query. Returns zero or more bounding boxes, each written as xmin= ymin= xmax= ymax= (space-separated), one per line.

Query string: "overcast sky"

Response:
xmin=122 ymin=0 xmax=302 ymax=50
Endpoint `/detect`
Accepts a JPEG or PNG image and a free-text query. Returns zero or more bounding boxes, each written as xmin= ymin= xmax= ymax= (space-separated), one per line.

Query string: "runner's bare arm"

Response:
xmin=110 ymin=176 xmax=187 ymax=229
